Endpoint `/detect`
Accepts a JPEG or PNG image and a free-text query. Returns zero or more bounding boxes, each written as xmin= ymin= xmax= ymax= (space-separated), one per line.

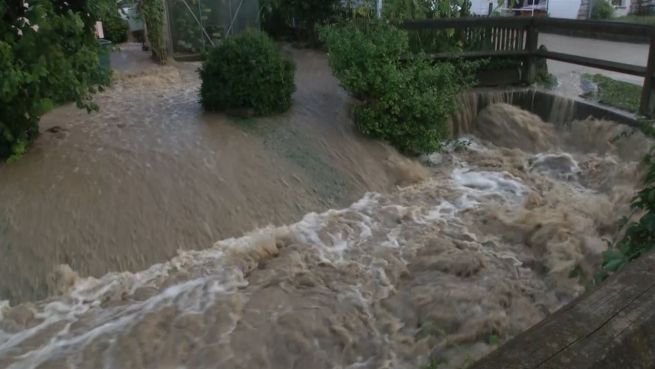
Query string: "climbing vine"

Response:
xmin=595 ymin=122 xmax=655 ymax=284
xmin=141 ymin=0 xmax=167 ymax=63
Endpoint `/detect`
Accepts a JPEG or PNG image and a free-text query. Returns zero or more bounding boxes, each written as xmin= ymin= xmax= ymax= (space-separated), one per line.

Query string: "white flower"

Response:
xmin=17 ymin=29 xmax=23 ymax=36
xmin=31 ymin=24 xmax=39 ymax=32
xmin=24 ymin=2 xmax=29 ymax=8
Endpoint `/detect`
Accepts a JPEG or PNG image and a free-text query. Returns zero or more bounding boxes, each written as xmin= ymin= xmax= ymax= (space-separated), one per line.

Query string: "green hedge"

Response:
xmin=103 ymin=14 xmax=129 ymax=44
xmin=319 ymin=21 xmax=475 ymax=154
xmin=200 ymin=30 xmax=295 ymax=116
xmin=0 ymin=1 xmax=111 ymax=161
xmin=591 ymin=0 xmax=614 ymax=19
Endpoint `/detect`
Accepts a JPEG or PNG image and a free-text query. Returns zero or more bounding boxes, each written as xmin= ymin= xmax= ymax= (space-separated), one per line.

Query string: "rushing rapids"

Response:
xmin=0 ymin=45 xmax=651 ymax=368
xmin=0 ymin=95 xmax=649 ymax=368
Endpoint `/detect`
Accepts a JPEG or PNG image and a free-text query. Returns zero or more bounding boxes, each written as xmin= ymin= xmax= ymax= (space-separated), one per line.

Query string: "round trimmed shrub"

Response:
xmin=103 ymin=15 xmax=129 ymax=44
xmin=591 ymin=0 xmax=614 ymax=19
xmin=200 ymin=30 xmax=296 ymax=116
xmin=319 ymin=21 xmax=476 ymax=155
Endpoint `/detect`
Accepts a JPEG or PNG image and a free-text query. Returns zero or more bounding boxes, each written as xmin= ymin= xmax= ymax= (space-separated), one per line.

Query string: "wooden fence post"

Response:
xmin=522 ymin=18 xmax=538 ymax=85
xmin=640 ymin=30 xmax=655 ymax=117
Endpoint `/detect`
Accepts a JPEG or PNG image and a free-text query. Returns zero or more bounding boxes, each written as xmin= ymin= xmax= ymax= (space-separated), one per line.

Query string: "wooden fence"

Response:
xmin=402 ymin=17 xmax=655 ymax=117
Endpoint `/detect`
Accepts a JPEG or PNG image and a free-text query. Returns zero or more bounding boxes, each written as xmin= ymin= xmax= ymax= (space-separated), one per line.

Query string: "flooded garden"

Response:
xmin=1 ymin=1 xmax=654 ymax=369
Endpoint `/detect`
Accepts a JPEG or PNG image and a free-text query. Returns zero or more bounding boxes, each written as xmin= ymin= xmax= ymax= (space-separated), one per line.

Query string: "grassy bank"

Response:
xmin=581 ymin=74 xmax=641 ymax=113
xmin=613 ymin=15 xmax=655 ymax=26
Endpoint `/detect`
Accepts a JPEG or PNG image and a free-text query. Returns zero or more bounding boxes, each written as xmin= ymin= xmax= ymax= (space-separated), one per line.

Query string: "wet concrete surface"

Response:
xmin=539 ymin=33 xmax=647 ymax=97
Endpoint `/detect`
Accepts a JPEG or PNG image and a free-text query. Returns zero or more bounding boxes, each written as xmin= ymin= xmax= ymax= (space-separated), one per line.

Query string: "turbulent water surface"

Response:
xmin=0 ymin=46 xmax=650 ymax=369
xmin=0 ymin=47 xmax=417 ymax=303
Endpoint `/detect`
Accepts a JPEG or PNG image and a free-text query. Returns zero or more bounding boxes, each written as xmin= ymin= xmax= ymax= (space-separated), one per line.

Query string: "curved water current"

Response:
xmin=0 ymin=47 xmax=650 ymax=369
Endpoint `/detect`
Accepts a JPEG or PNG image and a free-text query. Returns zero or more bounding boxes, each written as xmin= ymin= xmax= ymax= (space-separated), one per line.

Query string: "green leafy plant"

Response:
xmin=596 ymin=147 xmax=655 ymax=282
xmin=141 ymin=0 xmax=167 ymax=63
xmin=1 ymin=0 xmax=111 ymax=160
xmin=103 ymin=13 xmax=129 ymax=43
xmin=199 ymin=30 xmax=295 ymax=115
xmin=594 ymin=121 xmax=655 ymax=284
xmin=591 ymin=0 xmax=614 ymax=20
xmin=319 ymin=20 xmax=475 ymax=155
xmin=383 ymin=0 xmax=472 ymax=21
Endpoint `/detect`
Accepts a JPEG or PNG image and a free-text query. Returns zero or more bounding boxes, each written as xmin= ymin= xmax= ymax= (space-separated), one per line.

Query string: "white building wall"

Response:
xmin=548 ymin=0 xmax=582 ymax=18
xmin=613 ymin=0 xmax=631 ymax=17
xmin=469 ymin=0 xmax=582 ymax=18
xmin=470 ymin=0 xmax=493 ymax=15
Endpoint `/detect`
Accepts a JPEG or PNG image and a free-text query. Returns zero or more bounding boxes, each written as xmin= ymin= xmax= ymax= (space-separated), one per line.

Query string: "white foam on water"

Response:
xmin=0 ymin=115 xmax=646 ymax=369
xmin=452 ymin=168 xmax=529 ymax=204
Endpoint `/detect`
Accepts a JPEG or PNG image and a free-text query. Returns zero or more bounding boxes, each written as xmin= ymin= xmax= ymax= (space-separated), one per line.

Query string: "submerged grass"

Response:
xmin=613 ymin=15 xmax=655 ymax=26
xmin=228 ymin=116 xmax=348 ymax=205
xmin=581 ymin=73 xmax=641 ymax=113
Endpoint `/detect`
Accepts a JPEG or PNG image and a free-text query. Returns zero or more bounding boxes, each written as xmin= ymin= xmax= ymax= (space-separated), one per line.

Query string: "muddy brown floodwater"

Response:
xmin=0 ymin=47 xmax=419 ymax=303
xmin=0 ymin=47 xmax=651 ymax=369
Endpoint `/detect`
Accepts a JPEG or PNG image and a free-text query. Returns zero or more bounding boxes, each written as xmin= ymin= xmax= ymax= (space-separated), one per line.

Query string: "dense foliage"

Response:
xmin=141 ymin=0 xmax=167 ymax=63
xmin=319 ymin=21 xmax=475 ymax=154
xmin=199 ymin=30 xmax=295 ymax=116
xmin=591 ymin=0 xmax=614 ymax=19
xmin=102 ymin=12 xmax=129 ymax=44
xmin=382 ymin=0 xmax=471 ymax=20
xmin=0 ymin=0 xmax=111 ymax=160
xmin=596 ymin=124 xmax=655 ymax=283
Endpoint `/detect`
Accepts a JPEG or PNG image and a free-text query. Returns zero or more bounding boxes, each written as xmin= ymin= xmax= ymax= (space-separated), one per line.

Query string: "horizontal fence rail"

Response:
xmin=402 ymin=17 xmax=655 ymax=117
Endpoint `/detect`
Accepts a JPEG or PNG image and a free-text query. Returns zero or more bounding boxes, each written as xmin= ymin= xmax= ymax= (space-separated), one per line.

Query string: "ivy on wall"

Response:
xmin=141 ymin=0 xmax=167 ymax=63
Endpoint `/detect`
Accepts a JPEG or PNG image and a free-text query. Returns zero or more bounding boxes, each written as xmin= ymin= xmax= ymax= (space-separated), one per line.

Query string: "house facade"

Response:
xmin=469 ymin=0 xmax=582 ymax=18
xmin=469 ymin=0 xmax=641 ymax=18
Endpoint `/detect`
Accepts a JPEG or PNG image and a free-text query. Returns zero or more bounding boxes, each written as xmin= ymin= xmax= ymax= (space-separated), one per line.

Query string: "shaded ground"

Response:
xmin=0 ymin=46 xmax=417 ymax=303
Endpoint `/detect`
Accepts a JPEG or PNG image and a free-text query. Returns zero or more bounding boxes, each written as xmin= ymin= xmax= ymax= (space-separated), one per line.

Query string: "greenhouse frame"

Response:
xmin=165 ymin=0 xmax=260 ymax=58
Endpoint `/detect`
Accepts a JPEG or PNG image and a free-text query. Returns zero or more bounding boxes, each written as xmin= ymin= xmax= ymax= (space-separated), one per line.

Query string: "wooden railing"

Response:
xmin=402 ymin=17 xmax=655 ymax=117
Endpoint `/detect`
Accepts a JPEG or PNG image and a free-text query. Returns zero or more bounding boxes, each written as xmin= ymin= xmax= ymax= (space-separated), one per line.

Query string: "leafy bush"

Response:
xmin=383 ymin=0 xmax=471 ymax=20
xmin=141 ymin=0 xmax=167 ymax=63
xmin=200 ymin=30 xmax=295 ymax=116
xmin=591 ymin=0 xmax=614 ymax=19
xmin=319 ymin=21 xmax=474 ymax=154
xmin=1 ymin=1 xmax=111 ymax=160
xmin=595 ymin=125 xmax=655 ymax=283
xmin=103 ymin=14 xmax=129 ymax=44
xmin=319 ymin=21 xmax=408 ymax=99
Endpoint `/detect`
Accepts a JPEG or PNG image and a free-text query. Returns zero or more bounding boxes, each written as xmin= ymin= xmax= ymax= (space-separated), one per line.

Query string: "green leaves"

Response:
xmin=142 ymin=0 xmax=167 ymax=63
xmin=199 ymin=30 xmax=296 ymax=116
xmin=598 ymin=138 xmax=655 ymax=283
xmin=320 ymin=20 xmax=474 ymax=155
xmin=0 ymin=0 xmax=111 ymax=160
xmin=103 ymin=14 xmax=129 ymax=44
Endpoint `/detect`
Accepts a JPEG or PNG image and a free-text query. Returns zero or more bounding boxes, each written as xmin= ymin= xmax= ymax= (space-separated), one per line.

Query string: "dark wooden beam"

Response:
xmin=535 ymin=17 xmax=653 ymax=38
xmin=425 ymin=50 xmax=529 ymax=60
xmin=403 ymin=17 xmax=532 ymax=31
xmin=539 ymin=51 xmax=647 ymax=76
xmin=469 ymin=250 xmax=655 ymax=369
xmin=641 ymin=33 xmax=655 ymax=117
